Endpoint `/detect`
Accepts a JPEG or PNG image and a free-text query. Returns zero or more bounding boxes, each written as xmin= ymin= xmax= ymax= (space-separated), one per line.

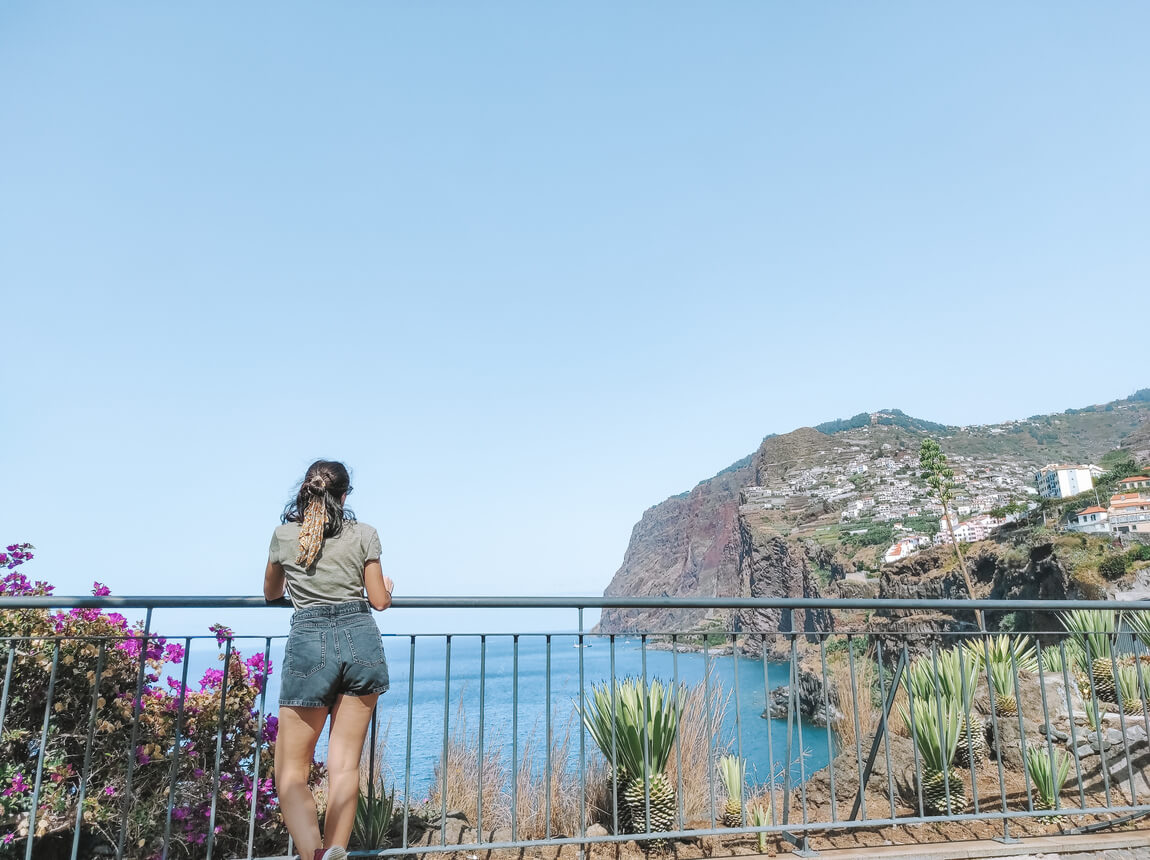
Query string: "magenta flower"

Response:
xmin=209 ymin=623 xmax=234 ymax=646
xmin=91 ymin=581 xmax=111 ymax=597
xmin=104 ymin=785 xmax=116 ymax=796
xmin=199 ymin=668 xmax=225 ymax=690
xmin=164 ymin=642 xmax=186 ymax=664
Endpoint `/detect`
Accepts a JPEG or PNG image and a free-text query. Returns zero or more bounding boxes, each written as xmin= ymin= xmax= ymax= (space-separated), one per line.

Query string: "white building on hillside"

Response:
xmin=1067 ymin=506 xmax=1109 ymax=534
xmin=1035 ymin=464 xmax=1098 ymax=499
xmin=935 ymin=513 xmax=1004 ymax=545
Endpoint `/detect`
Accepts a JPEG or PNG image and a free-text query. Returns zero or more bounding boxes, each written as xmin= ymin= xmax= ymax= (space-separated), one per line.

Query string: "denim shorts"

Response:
xmin=279 ymin=601 xmax=390 ymax=708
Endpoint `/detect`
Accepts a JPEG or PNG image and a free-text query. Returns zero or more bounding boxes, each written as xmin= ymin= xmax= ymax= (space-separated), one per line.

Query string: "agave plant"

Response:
xmin=1060 ymin=609 xmax=1120 ymax=703
xmin=903 ymin=648 xmax=985 ymax=766
xmin=1113 ymin=659 xmax=1150 ymax=714
xmin=351 ymin=785 xmax=398 ymax=851
xmin=963 ymin=634 xmax=1037 ymax=715
xmin=937 ymin=647 xmax=986 ymax=765
xmin=583 ymin=677 xmax=685 ymax=838
xmin=898 ymin=696 xmax=964 ymax=815
xmin=717 ymin=754 xmax=745 ymax=827
xmin=1040 ymin=639 xmax=1085 ymax=676
xmin=1126 ymin=609 xmax=1150 ymax=651
xmin=1024 ymin=744 xmax=1072 ymax=823
xmin=749 ymin=801 xmax=772 ymax=853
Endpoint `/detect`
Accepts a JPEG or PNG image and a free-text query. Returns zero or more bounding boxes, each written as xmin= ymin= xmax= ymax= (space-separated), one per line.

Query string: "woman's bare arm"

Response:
xmin=264 ymin=561 xmax=286 ymax=601
xmin=364 ymin=560 xmax=393 ymax=611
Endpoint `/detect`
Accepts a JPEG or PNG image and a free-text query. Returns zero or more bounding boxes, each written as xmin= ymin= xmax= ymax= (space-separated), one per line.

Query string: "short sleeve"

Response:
xmin=268 ymin=530 xmax=282 ymax=565
xmin=364 ymin=526 xmax=382 ymax=562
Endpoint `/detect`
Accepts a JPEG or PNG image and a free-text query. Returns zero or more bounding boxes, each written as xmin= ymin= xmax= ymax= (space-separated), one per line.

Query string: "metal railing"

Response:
xmin=3 ymin=594 xmax=1150 ymax=859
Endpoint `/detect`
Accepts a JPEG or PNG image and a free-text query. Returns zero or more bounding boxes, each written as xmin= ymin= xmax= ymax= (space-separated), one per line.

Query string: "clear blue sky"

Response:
xmin=3 ymin=3 xmax=1148 ymax=636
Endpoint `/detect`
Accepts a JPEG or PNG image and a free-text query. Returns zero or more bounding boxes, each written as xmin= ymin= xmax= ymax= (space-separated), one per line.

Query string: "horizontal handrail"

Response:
xmin=5 ymin=594 xmax=1150 ymax=611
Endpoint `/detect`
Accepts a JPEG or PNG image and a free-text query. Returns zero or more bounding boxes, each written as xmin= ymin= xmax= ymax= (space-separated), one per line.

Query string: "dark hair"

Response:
xmin=282 ymin=460 xmax=356 ymax=566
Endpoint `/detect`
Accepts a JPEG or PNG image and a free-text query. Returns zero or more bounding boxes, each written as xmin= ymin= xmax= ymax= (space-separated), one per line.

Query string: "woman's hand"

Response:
xmin=364 ymin=560 xmax=392 ymax=611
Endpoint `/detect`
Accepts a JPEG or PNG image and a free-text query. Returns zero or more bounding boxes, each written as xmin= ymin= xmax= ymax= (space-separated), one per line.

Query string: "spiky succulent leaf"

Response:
xmin=750 ymin=802 xmax=771 ymax=853
xmin=1025 ymin=745 xmax=1072 ymax=810
xmin=582 ymin=677 xmax=685 ymax=778
xmin=1041 ymin=640 xmax=1086 ymax=675
xmin=717 ymin=754 xmax=745 ymax=806
xmin=1126 ymin=610 xmax=1150 ymax=652
xmin=898 ymin=697 xmax=961 ymax=772
xmin=1113 ymin=659 xmax=1150 ymax=709
xmin=1060 ymin=609 xmax=1119 ymax=663
xmin=964 ymin=634 xmax=1038 ymax=674
xmin=351 ymin=786 xmax=397 ymax=850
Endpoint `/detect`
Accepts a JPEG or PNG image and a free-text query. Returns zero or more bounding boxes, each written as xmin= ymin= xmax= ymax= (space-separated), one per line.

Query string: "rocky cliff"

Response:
xmin=595 ymin=456 xmax=752 ymax=633
xmin=870 ymin=539 xmax=1078 ymax=662
xmin=733 ymin=520 xmax=834 ymax=657
xmin=596 ymin=430 xmax=837 ymax=635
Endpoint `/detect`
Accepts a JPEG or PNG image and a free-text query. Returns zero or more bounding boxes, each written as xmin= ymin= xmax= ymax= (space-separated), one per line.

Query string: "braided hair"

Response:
xmin=281 ymin=460 xmax=355 ymax=568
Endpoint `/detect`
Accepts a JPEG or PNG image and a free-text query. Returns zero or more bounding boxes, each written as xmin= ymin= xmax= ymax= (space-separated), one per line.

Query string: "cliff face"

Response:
xmin=596 ymin=457 xmax=752 ymax=633
xmin=734 ymin=520 xmax=833 ymax=658
xmin=596 ymin=430 xmax=836 ymax=634
xmin=872 ymin=541 xmax=1075 ymax=661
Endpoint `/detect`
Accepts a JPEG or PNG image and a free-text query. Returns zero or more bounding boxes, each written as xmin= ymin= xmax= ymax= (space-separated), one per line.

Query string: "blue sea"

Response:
xmin=180 ymin=633 xmax=831 ymax=800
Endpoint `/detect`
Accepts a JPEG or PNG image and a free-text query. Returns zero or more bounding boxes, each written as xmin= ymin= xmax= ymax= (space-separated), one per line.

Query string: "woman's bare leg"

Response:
xmin=274 ymin=705 xmax=329 ymax=859
xmin=323 ymin=693 xmax=379 ymax=851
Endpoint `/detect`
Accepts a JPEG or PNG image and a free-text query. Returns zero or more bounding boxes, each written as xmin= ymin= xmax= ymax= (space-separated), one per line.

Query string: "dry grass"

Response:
xmin=665 ymin=669 xmax=732 ymax=823
xmin=427 ymin=697 xmax=510 ymax=829
xmin=828 ymin=655 xmax=880 ymax=752
xmin=423 ymin=672 xmax=736 ymax=839
xmin=513 ymin=715 xmax=602 ymax=839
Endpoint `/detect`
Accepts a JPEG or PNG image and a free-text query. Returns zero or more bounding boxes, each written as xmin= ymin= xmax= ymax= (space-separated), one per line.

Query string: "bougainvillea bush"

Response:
xmin=0 ymin=545 xmax=289 ymax=858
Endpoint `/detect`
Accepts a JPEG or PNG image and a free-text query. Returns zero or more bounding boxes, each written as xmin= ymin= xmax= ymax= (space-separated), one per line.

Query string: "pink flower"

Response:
xmin=199 ymin=669 xmax=225 ymax=690
xmin=164 ymin=642 xmax=185 ymax=664
xmin=261 ymin=715 xmax=279 ymax=744
xmin=104 ymin=785 xmax=116 ymax=796
xmin=209 ymin=623 xmax=234 ymax=646
xmin=3 ymin=772 xmax=29 ymax=796
xmin=91 ymin=581 xmax=111 ymax=597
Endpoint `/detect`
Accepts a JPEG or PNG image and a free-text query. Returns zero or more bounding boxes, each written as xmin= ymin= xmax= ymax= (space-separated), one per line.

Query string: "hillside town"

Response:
xmin=742 ymin=436 xmax=1149 ymax=567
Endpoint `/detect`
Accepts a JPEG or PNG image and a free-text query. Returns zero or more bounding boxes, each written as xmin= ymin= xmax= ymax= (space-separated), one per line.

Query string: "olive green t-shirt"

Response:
xmin=269 ymin=521 xmax=382 ymax=608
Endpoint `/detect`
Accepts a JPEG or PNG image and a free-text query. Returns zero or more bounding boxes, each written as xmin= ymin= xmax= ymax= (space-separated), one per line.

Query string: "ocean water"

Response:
xmin=181 ymin=633 xmax=832 ymax=799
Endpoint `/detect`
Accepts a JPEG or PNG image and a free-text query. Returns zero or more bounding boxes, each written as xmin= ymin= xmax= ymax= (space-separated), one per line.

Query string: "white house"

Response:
xmin=1066 ymin=505 xmax=1109 ymax=534
xmin=1035 ymin=464 xmax=1097 ymax=499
